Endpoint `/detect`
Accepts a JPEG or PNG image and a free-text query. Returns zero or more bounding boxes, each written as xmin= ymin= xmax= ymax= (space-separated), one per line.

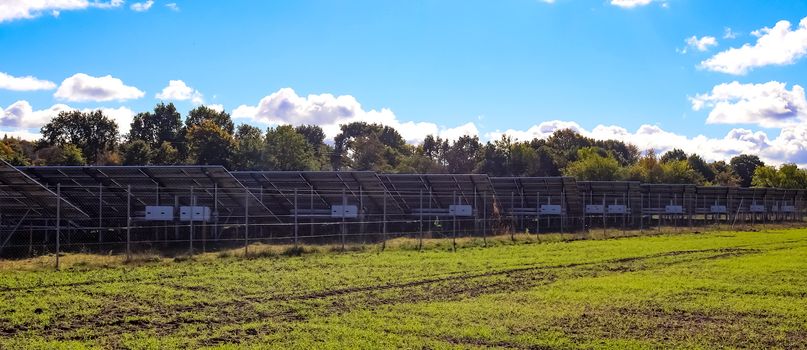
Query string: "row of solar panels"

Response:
xmin=1 ymin=161 xmax=805 ymax=222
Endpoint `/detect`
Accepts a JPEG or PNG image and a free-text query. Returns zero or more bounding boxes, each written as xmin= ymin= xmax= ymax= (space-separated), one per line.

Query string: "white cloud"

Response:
xmin=165 ymin=3 xmax=179 ymax=11
xmin=682 ymin=35 xmax=718 ymax=53
xmin=610 ymin=0 xmax=653 ymax=9
xmin=486 ymin=120 xmax=807 ymax=167
xmin=130 ymin=1 xmax=153 ymax=12
xmin=690 ymin=81 xmax=807 ymax=128
xmin=232 ymin=88 xmax=477 ymax=143
xmin=155 ymin=80 xmax=204 ymax=105
xmin=0 ymin=0 xmax=124 ymax=23
xmin=723 ymin=27 xmax=739 ymax=39
xmin=1 ymin=100 xmax=135 ymax=137
xmin=701 ymin=16 xmax=807 ymax=75
xmin=0 ymin=72 xmax=56 ymax=91
xmin=54 ymin=73 xmax=144 ymax=102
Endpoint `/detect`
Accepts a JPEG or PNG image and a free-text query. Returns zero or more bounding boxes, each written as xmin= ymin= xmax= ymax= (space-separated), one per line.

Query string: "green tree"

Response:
xmin=751 ymin=164 xmax=807 ymax=188
xmin=660 ymin=160 xmax=704 ymax=184
xmin=445 ymin=135 xmax=482 ymax=174
xmin=687 ymin=154 xmax=715 ymax=182
xmin=0 ymin=140 xmax=30 ymax=165
xmin=129 ymin=102 xmax=182 ymax=148
xmin=120 ymin=140 xmax=154 ymax=165
xmin=730 ymin=154 xmax=765 ymax=187
xmin=232 ymin=124 xmax=265 ymax=170
xmin=186 ymin=119 xmax=236 ymax=167
xmin=264 ymin=125 xmax=317 ymax=171
xmin=660 ymin=148 xmax=687 ymax=163
xmin=563 ymin=147 xmax=624 ymax=181
xmin=185 ymin=106 xmax=234 ymax=134
xmin=40 ymin=110 xmax=119 ymax=163
xmin=153 ymin=141 xmax=179 ymax=165
xmin=40 ymin=144 xmax=86 ymax=166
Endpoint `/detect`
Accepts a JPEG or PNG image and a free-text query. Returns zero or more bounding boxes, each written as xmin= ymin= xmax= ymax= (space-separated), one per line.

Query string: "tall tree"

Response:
xmin=153 ymin=141 xmax=179 ymax=165
xmin=40 ymin=110 xmax=119 ymax=163
xmin=264 ymin=125 xmax=317 ymax=171
xmin=39 ymin=144 xmax=86 ymax=166
xmin=185 ymin=106 xmax=234 ymax=134
xmin=233 ymin=124 xmax=265 ymax=170
xmin=730 ymin=154 xmax=765 ymax=187
xmin=563 ymin=147 xmax=624 ymax=181
xmin=129 ymin=102 xmax=182 ymax=148
xmin=445 ymin=135 xmax=482 ymax=174
xmin=687 ymin=154 xmax=715 ymax=182
xmin=120 ymin=140 xmax=154 ymax=165
xmin=660 ymin=148 xmax=687 ymax=163
xmin=186 ymin=119 xmax=236 ymax=167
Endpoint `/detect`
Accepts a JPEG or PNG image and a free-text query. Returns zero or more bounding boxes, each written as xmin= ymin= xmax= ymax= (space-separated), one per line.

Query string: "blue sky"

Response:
xmin=2 ymin=0 xmax=807 ymax=165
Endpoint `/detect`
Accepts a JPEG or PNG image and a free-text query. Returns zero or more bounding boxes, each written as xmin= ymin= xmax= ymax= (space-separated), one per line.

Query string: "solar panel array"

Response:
xmin=0 ymin=164 xmax=805 ymax=235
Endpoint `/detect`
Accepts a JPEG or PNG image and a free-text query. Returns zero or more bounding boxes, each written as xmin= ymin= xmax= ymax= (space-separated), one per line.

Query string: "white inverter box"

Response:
xmin=180 ymin=206 xmax=211 ymax=222
xmin=331 ymin=205 xmax=358 ymax=218
xmin=665 ymin=205 xmax=684 ymax=214
xmin=449 ymin=205 xmax=473 ymax=217
xmin=145 ymin=206 xmax=174 ymax=221
xmin=585 ymin=205 xmax=604 ymax=214
xmin=540 ymin=205 xmax=562 ymax=215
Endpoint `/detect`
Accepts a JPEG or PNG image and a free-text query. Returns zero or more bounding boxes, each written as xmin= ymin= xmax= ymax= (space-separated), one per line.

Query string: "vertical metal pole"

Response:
xmin=98 ymin=183 xmax=103 ymax=243
xmin=602 ymin=194 xmax=606 ymax=236
xmin=126 ymin=185 xmax=131 ymax=261
xmin=55 ymin=183 xmax=61 ymax=270
xmin=244 ymin=188 xmax=249 ymax=256
xmin=213 ymin=184 xmax=218 ymax=239
xmin=418 ymin=189 xmax=424 ymax=251
xmin=536 ymin=191 xmax=540 ymax=235
xmin=658 ymin=194 xmax=662 ymax=232
xmin=189 ymin=186 xmax=194 ymax=256
xmin=452 ymin=190 xmax=457 ymax=252
xmin=341 ymin=189 xmax=347 ymax=250
xmin=482 ymin=191 xmax=488 ymax=247
xmin=294 ymin=188 xmax=299 ymax=247
xmin=382 ymin=191 xmax=387 ymax=251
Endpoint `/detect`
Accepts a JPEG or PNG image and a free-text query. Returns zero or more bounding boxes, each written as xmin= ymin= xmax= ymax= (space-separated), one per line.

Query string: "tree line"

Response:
xmin=1 ymin=103 xmax=806 ymax=189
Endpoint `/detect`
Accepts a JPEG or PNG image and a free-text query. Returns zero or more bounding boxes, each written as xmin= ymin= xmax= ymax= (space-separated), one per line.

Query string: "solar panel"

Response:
xmin=232 ymin=171 xmax=402 ymax=219
xmin=491 ymin=177 xmax=581 ymax=216
xmin=379 ymin=174 xmax=494 ymax=216
xmin=19 ymin=165 xmax=277 ymax=224
xmin=0 ymin=160 xmax=87 ymax=219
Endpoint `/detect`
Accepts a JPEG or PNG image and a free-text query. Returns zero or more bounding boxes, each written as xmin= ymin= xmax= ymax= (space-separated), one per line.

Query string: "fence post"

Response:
xmin=126 ymin=185 xmax=131 ymax=261
xmin=382 ymin=191 xmax=387 ymax=251
xmin=418 ymin=189 xmax=424 ymax=251
xmin=189 ymin=186 xmax=194 ymax=256
xmin=452 ymin=191 xmax=457 ymax=252
xmin=293 ymin=188 xmax=298 ymax=248
xmin=55 ymin=183 xmax=61 ymax=270
xmin=482 ymin=191 xmax=487 ymax=247
xmin=245 ymin=187 xmax=250 ymax=256
xmin=341 ymin=189 xmax=347 ymax=251
xmin=98 ymin=183 xmax=103 ymax=243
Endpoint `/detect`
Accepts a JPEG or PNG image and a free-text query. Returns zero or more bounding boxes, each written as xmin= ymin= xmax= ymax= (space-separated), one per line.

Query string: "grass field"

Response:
xmin=1 ymin=228 xmax=807 ymax=349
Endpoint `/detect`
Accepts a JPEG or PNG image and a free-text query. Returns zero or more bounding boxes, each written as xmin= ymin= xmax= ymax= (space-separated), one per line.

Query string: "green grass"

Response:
xmin=2 ymin=228 xmax=807 ymax=349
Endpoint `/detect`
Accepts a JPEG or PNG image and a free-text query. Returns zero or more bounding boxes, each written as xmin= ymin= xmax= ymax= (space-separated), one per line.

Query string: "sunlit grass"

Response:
xmin=1 ymin=226 xmax=806 ymax=348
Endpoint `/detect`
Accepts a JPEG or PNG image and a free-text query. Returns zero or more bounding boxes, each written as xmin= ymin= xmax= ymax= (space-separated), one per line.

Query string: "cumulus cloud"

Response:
xmin=130 ymin=1 xmax=153 ymax=12
xmin=486 ymin=120 xmax=807 ymax=167
xmin=723 ymin=27 xmax=739 ymax=39
xmin=0 ymin=72 xmax=56 ymax=91
xmin=1 ymin=100 xmax=135 ymax=136
xmin=54 ymin=73 xmax=144 ymax=102
xmin=0 ymin=0 xmax=124 ymax=23
xmin=232 ymin=88 xmax=478 ymax=143
xmin=690 ymin=81 xmax=807 ymax=128
xmin=155 ymin=80 xmax=204 ymax=105
xmin=701 ymin=16 xmax=807 ymax=75
xmin=610 ymin=0 xmax=653 ymax=9
xmin=682 ymin=36 xmax=718 ymax=53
